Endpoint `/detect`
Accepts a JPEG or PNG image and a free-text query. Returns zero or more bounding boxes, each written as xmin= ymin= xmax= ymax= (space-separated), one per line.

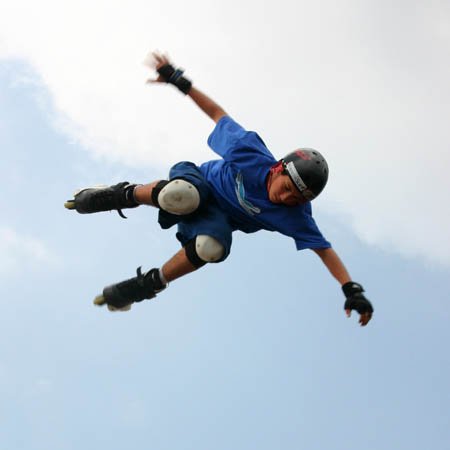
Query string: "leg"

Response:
xmin=161 ymin=234 xmax=226 ymax=282
xmin=64 ymin=181 xmax=140 ymax=218
xmin=94 ymin=235 xmax=225 ymax=311
xmin=133 ymin=181 xmax=162 ymax=206
xmin=160 ymin=247 xmax=198 ymax=282
xmin=65 ymin=179 xmax=201 ymax=217
xmin=65 ymin=162 xmax=209 ymax=218
xmin=135 ymin=179 xmax=201 ymax=215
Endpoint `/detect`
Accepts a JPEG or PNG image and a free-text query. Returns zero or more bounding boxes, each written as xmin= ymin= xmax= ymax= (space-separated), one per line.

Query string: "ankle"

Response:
xmin=146 ymin=268 xmax=167 ymax=292
xmin=124 ymin=184 xmax=140 ymax=206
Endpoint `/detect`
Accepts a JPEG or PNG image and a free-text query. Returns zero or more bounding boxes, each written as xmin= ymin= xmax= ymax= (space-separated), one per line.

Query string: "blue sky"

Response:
xmin=0 ymin=1 xmax=450 ymax=450
xmin=1 ymin=59 xmax=449 ymax=450
xmin=2 ymin=0 xmax=449 ymax=265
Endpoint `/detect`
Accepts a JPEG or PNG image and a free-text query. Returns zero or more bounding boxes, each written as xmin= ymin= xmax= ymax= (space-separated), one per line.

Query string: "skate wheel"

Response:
xmin=93 ymin=295 xmax=106 ymax=306
xmin=107 ymin=304 xmax=132 ymax=312
xmin=64 ymin=200 xmax=76 ymax=210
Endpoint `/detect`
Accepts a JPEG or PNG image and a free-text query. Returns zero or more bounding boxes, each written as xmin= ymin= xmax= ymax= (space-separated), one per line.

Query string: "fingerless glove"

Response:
xmin=157 ymin=64 xmax=192 ymax=94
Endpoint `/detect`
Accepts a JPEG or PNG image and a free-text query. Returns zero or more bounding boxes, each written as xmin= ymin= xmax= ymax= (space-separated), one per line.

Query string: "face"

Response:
xmin=268 ymin=173 xmax=308 ymax=206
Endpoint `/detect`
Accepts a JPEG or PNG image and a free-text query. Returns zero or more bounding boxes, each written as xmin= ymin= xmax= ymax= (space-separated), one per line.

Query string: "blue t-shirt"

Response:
xmin=199 ymin=116 xmax=331 ymax=250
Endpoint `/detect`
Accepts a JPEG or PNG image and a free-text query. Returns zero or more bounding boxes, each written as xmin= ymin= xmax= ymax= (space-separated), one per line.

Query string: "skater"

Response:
xmin=65 ymin=52 xmax=374 ymax=326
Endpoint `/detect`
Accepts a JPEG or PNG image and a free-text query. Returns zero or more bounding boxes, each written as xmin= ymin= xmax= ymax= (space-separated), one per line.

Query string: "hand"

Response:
xmin=143 ymin=50 xmax=172 ymax=84
xmin=342 ymin=282 xmax=374 ymax=327
xmin=143 ymin=50 xmax=192 ymax=94
xmin=344 ymin=293 xmax=373 ymax=326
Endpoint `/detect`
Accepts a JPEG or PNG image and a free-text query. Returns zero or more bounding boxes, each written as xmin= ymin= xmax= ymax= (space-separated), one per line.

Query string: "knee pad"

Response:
xmin=185 ymin=235 xmax=225 ymax=268
xmin=152 ymin=179 xmax=200 ymax=215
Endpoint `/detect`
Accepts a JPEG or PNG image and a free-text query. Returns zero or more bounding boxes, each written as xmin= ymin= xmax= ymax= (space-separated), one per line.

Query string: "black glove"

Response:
xmin=342 ymin=282 xmax=374 ymax=316
xmin=157 ymin=64 xmax=192 ymax=94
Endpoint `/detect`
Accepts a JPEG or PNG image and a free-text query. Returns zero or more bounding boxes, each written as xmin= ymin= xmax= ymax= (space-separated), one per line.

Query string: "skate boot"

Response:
xmin=93 ymin=267 xmax=166 ymax=311
xmin=64 ymin=182 xmax=138 ymax=218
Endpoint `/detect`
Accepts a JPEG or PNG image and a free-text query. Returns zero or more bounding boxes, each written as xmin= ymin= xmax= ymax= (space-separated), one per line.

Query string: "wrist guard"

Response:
xmin=157 ymin=64 xmax=192 ymax=94
xmin=342 ymin=282 xmax=374 ymax=315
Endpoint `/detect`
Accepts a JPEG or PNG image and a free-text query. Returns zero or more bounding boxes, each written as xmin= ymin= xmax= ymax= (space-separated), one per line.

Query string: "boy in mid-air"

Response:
xmin=65 ymin=52 xmax=373 ymax=326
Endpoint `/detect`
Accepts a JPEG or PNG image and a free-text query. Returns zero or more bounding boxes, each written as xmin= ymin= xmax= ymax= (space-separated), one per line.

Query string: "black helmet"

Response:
xmin=281 ymin=148 xmax=329 ymax=201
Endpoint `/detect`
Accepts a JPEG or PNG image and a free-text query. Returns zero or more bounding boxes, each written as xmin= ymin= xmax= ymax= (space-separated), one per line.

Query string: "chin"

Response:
xmin=268 ymin=193 xmax=278 ymax=204
xmin=284 ymin=200 xmax=304 ymax=207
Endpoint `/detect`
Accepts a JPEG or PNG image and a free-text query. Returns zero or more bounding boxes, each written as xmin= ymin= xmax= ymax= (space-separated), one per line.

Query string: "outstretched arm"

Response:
xmin=146 ymin=51 xmax=227 ymax=123
xmin=313 ymin=247 xmax=351 ymax=285
xmin=312 ymin=247 xmax=374 ymax=326
xmin=187 ymin=87 xmax=227 ymax=123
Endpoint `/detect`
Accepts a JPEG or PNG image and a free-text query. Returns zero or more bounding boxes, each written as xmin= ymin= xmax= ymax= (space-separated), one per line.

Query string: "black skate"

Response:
xmin=64 ymin=182 xmax=138 ymax=218
xmin=93 ymin=267 xmax=166 ymax=311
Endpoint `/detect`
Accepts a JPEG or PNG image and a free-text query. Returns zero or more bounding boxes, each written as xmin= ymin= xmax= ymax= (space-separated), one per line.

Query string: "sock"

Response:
xmin=124 ymin=184 xmax=139 ymax=206
xmin=158 ymin=268 xmax=168 ymax=286
xmin=144 ymin=268 xmax=167 ymax=293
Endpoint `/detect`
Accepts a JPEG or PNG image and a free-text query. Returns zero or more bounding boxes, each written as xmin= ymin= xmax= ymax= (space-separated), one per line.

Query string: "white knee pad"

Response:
xmin=158 ymin=179 xmax=200 ymax=215
xmin=195 ymin=235 xmax=225 ymax=262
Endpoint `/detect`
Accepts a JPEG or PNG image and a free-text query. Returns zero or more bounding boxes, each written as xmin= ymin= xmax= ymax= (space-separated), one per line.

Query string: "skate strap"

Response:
xmin=117 ymin=209 xmax=127 ymax=219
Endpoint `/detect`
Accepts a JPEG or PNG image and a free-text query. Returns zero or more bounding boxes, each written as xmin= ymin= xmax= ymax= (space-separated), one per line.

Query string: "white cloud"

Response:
xmin=1 ymin=0 xmax=449 ymax=266
xmin=0 ymin=226 xmax=57 ymax=275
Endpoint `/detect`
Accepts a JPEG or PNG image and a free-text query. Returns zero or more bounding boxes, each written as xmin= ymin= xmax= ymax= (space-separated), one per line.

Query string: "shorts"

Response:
xmin=160 ymin=161 xmax=234 ymax=262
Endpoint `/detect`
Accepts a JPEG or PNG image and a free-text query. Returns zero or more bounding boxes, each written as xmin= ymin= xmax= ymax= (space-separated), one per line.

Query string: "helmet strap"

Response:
xmin=266 ymin=161 xmax=284 ymax=193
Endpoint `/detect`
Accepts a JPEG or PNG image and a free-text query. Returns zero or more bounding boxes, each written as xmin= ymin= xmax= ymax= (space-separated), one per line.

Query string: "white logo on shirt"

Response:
xmin=235 ymin=172 xmax=261 ymax=216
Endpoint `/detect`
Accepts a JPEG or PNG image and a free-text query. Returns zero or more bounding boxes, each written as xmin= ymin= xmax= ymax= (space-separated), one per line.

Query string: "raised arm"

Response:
xmin=312 ymin=247 xmax=374 ymax=326
xmin=187 ymin=87 xmax=227 ymax=123
xmin=146 ymin=51 xmax=227 ymax=123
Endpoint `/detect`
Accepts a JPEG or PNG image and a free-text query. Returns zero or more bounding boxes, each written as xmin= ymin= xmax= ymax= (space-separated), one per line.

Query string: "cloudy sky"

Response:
xmin=0 ymin=1 xmax=449 ymax=449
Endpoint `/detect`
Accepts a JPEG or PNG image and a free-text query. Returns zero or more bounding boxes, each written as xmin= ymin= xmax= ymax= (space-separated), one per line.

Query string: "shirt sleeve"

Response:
xmin=207 ymin=116 xmax=274 ymax=163
xmin=293 ymin=221 xmax=332 ymax=250
xmin=293 ymin=203 xmax=332 ymax=250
